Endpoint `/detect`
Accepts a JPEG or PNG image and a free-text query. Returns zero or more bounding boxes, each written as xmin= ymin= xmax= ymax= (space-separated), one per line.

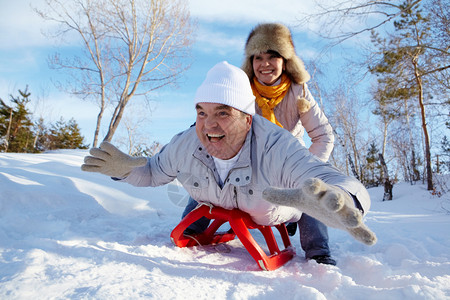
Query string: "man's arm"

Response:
xmin=263 ymin=178 xmax=377 ymax=246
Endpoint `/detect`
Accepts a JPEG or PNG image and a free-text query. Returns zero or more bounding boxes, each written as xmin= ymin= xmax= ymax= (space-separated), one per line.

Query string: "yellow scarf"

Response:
xmin=252 ymin=74 xmax=291 ymax=128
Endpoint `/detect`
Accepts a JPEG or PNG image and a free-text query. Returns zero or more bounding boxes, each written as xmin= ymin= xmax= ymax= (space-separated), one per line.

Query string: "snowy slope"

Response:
xmin=0 ymin=150 xmax=449 ymax=299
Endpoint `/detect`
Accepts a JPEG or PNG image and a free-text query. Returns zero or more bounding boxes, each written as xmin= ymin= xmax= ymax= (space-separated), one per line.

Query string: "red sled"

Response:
xmin=170 ymin=204 xmax=295 ymax=271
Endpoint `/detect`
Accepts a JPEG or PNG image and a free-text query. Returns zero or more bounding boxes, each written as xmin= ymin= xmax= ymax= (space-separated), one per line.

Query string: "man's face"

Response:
xmin=195 ymin=103 xmax=252 ymax=160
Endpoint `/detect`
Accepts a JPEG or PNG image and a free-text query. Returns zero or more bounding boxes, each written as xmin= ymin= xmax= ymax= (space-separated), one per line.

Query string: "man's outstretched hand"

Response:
xmin=81 ymin=141 xmax=147 ymax=178
xmin=263 ymin=178 xmax=377 ymax=245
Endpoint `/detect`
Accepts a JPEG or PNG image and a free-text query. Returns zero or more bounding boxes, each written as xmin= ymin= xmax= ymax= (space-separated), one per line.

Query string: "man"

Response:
xmin=81 ymin=62 xmax=377 ymax=261
xmin=185 ymin=23 xmax=338 ymax=265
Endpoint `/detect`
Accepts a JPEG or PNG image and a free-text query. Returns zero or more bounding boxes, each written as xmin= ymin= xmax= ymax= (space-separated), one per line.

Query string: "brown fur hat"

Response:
xmin=242 ymin=23 xmax=310 ymax=84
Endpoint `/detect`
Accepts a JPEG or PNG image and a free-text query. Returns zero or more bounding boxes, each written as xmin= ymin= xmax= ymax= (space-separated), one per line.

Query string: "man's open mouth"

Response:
xmin=207 ymin=133 xmax=225 ymax=142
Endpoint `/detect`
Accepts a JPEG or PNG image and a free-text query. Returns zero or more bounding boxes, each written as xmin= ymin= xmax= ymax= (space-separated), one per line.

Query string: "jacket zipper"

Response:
xmin=233 ymin=186 xmax=239 ymax=208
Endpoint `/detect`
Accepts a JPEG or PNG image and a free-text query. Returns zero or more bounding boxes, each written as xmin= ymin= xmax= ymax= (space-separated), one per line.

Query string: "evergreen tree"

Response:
xmin=47 ymin=117 xmax=89 ymax=150
xmin=33 ymin=117 xmax=50 ymax=152
xmin=365 ymin=142 xmax=381 ymax=187
xmin=0 ymin=87 xmax=36 ymax=153
xmin=1 ymin=88 xmax=88 ymax=152
xmin=440 ymin=136 xmax=450 ymax=173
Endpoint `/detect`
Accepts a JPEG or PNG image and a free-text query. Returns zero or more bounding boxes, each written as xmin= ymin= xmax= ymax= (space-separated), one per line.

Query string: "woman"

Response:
xmin=242 ymin=23 xmax=334 ymax=161
xmin=241 ymin=23 xmax=336 ymax=265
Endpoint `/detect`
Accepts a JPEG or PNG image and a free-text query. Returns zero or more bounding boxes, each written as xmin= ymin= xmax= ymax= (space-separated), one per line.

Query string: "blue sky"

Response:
xmin=0 ymin=0 xmax=358 ymax=147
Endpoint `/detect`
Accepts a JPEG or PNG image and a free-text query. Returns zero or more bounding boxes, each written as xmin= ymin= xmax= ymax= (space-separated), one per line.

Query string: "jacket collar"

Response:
xmin=192 ymin=128 xmax=253 ymax=187
xmin=226 ymin=128 xmax=252 ymax=186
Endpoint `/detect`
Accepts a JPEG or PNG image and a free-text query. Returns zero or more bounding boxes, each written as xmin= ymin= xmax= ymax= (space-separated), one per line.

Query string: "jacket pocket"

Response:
xmin=177 ymin=172 xmax=209 ymax=200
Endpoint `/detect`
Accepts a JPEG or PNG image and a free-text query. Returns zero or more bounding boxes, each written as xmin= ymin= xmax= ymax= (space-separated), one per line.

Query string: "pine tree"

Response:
xmin=1 ymin=88 xmax=88 ymax=152
xmin=47 ymin=117 xmax=88 ymax=150
xmin=33 ymin=117 xmax=50 ymax=152
xmin=365 ymin=142 xmax=381 ymax=187
xmin=0 ymin=87 xmax=36 ymax=153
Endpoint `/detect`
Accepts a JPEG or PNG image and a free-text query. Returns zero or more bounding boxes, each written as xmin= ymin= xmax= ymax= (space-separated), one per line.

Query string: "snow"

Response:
xmin=1 ymin=149 xmax=449 ymax=299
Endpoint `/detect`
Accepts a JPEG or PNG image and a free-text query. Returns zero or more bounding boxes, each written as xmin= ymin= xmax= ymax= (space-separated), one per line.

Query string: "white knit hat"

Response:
xmin=194 ymin=61 xmax=255 ymax=115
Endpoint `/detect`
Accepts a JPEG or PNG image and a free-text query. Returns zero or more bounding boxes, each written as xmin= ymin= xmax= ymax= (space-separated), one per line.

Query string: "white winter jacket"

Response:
xmin=123 ymin=115 xmax=370 ymax=226
xmin=255 ymin=83 xmax=334 ymax=162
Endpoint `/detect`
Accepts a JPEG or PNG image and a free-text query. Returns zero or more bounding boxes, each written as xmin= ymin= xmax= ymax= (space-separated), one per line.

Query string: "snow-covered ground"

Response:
xmin=1 ymin=150 xmax=449 ymax=299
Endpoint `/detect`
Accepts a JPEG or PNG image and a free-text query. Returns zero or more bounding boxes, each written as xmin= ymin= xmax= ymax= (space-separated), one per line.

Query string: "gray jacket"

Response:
xmin=123 ymin=115 xmax=370 ymax=226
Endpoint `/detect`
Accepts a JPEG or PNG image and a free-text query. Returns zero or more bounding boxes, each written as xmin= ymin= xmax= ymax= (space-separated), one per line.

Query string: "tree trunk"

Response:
xmin=379 ymin=153 xmax=393 ymax=201
xmin=4 ymin=107 xmax=13 ymax=152
xmin=351 ymin=140 xmax=361 ymax=180
xmin=333 ymin=129 xmax=360 ymax=179
xmin=413 ymin=59 xmax=433 ymax=190
xmin=382 ymin=119 xmax=388 ymax=158
xmin=436 ymin=155 xmax=440 ymax=174
xmin=93 ymin=108 xmax=104 ymax=147
xmin=93 ymin=65 xmax=107 ymax=148
xmin=103 ymin=95 xmax=129 ymax=142
xmin=411 ymin=149 xmax=420 ymax=181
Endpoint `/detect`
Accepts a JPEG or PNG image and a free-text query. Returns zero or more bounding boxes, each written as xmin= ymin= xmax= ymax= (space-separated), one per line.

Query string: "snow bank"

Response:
xmin=0 ymin=150 xmax=449 ymax=299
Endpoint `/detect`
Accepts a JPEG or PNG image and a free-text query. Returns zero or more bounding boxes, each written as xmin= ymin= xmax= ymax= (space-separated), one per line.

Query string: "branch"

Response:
xmin=419 ymin=64 xmax=450 ymax=78
xmin=302 ymin=0 xmax=423 ymax=45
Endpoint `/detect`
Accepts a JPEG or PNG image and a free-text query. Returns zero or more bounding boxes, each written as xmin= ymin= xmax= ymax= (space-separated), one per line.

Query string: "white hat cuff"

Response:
xmin=194 ymin=61 xmax=255 ymax=115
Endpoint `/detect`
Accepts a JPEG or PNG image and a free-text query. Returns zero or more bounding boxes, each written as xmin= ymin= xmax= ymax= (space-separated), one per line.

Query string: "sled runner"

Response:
xmin=170 ymin=204 xmax=295 ymax=271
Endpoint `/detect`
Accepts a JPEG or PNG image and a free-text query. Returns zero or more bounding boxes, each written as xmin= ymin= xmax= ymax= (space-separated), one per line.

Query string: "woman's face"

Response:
xmin=252 ymin=51 xmax=285 ymax=85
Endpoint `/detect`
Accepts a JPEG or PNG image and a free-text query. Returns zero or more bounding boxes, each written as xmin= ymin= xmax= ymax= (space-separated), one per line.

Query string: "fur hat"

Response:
xmin=242 ymin=23 xmax=310 ymax=85
xmin=194 ymin=61 xmax=255 ymax=115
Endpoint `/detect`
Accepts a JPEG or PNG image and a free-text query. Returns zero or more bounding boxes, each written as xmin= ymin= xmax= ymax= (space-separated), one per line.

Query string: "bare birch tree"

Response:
xmin=328 ymin=86 xmax=369 ymax=180
xmin=36 ymin=0 xmax=194 ymax=147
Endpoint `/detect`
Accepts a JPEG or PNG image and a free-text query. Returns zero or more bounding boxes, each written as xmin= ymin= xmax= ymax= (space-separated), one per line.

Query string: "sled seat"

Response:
xmin=170 ymin=204 xmax=295 ymax=271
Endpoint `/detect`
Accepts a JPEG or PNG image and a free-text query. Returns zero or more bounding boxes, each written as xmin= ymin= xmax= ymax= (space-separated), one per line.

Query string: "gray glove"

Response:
xmin=81 ymin=141 xmax=147 ymax=178
xmin=263 ymin=178 xmax=377 ymax=246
